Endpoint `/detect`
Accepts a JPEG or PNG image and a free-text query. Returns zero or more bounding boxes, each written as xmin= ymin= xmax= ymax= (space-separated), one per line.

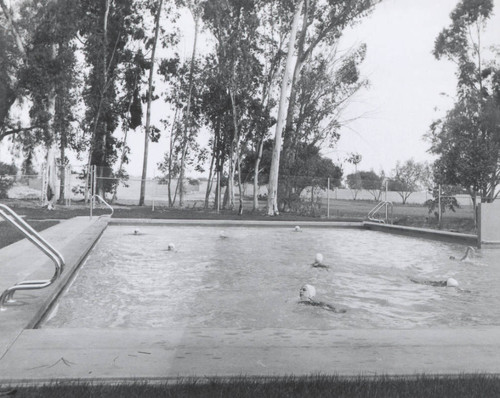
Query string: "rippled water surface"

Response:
xmin=42 ymin=225 xmax=500 ymax=329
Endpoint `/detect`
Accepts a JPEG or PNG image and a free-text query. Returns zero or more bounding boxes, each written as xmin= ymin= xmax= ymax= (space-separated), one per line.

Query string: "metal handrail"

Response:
xmin=90 ymin=194 xmax=114 ymax=219
xmin=367 ymin=201 xmax=393 ymax=224
xmin=0 ymin=204 xmax=65 ymax=308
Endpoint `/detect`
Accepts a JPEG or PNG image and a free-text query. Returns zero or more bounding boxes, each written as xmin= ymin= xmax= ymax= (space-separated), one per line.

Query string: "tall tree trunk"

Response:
xmin=44 ymin=38 xmax=58 ymax=209
xmin=57 ymin=132 xmax=67 ymax=204
xmin=179 ymin=12 xmax=199 ymax=207
xmin=204 ymin=135 xmax=217 ymax=209
xmin=139 ymin=0 xmax=163 ymax=206
xmin=267 ymin=0 xmax=303 ymax=215
xmin=167 ymin=131 xmax=175 ymax=207
xmin=252 ymin=137 xmax=264 ymax=211
xmin=0 ymin=0 xmax=26 ymax=58
xmin=236 ymin=149 xmax=243 ymax=214
xmin=282 ymin=0 xmax=308 ymax=167
xmin=229 ymin=86 xmax=241 ymax=212
xmin=112 ymin=78 xmax=138 ymax=203
xmin=85 ymin=0 xmax=110 ymax=203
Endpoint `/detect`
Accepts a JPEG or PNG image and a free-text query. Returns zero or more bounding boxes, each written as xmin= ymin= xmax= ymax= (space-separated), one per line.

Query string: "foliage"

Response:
xmin=277 ymin=143 xmax=342 ymax=212
xmin=389 ymin=159 xmax=431 ymax=204
xmin=239 ymin=139 xmax=273 ymax=186
xmin=0 ymin=18 xmax=19 ymax=138
xmin=280 ymin=0 xmax=377 ymax=182
xmin=346 ymin=170 xmax=383 ymax=200
xmin=424 ymin=185 xmax=462 ymax=219
xmin=1 ymin=0 xmax=376 ymax=215
xmin=0 ymin=161 xmax=17 ymax=198
xmin=345 ymin=172 xmax=362 ymax=200
xmin=428 ymin=95 xmax=500 ymax=203
xmin=429 ymin=0 xmax=500 ymax=204
xmin=80 ymin=0 xmax=143 ymax=195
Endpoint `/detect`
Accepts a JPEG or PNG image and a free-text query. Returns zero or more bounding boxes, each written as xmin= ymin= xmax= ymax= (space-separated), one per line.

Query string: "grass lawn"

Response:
xmin=0 ymin=220 xmax=59 ymax=248
xmin=3 ymin=374 xmax=500 ymax=398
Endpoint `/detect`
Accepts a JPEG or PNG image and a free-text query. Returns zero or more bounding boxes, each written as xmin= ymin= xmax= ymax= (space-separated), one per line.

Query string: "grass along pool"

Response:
xmin=40 ymin=225 xmax=499 ymax=330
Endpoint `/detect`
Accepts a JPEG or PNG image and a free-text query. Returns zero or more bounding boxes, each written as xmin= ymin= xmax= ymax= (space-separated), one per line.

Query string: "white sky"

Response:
xmin=2 ymin=0 xmax=500 ymax=179
xmin=333 ymin=0 xmax=500 ymax=176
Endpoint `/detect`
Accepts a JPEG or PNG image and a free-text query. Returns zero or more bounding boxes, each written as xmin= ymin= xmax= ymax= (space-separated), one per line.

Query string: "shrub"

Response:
xmin=0 ymin=162 xmax=17 ymax=199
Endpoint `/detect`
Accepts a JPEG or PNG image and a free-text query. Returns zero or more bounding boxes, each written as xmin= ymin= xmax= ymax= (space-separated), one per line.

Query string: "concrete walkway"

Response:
xmin=0 ymin=216 xmax=108 ymax=361
xmin=1 ymin=327 xmax=500 ymax=383
xmin=0 ymin=217 xmax=499 ymax=385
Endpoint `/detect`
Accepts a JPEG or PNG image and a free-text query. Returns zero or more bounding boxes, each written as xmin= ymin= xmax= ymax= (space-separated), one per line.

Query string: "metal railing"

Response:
xmin=0 ymin=204 xmax=65 ymax=309
xmin=90 ymin=194 xmax=114 ymax=219
xmin=367 ymin=201 xmax=393 ymax=224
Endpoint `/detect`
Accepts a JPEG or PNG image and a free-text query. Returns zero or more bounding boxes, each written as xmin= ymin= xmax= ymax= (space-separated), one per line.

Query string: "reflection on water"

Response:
xmin=42 ymin=226 xmax=500 ymax=329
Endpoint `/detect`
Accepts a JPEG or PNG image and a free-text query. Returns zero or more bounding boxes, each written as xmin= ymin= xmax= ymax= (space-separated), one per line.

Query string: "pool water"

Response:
xmin=41 ymin=225 xmax=500 ymax=329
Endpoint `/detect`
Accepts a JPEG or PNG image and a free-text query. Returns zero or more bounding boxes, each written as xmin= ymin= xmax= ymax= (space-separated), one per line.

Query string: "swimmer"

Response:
xmin=410 ymin=277 xmax=459 ymax=287
xmin=167 ymin=243 xmax=176 ymax=251
xmin=449 ymin=246 xmax=475 ymax=261
xmin=294 ymin=226 xmax=302 ymax=232
xmin=133 ymin=229 xmax=141 ymax=235
xmin=312 ymin=253 xmax=328 ymax=269
xmin=298 ymin=284 xmax=346 ymax=313
xmin=219 ymin=230 xmax=228 ymax=239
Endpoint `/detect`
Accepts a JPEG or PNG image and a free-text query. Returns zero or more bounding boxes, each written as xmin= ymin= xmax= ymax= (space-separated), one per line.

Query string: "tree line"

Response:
xmin=1 ymin=0 xmax=379 ymax=212
xmin=1 ymin=0 xmax=499 ymax=215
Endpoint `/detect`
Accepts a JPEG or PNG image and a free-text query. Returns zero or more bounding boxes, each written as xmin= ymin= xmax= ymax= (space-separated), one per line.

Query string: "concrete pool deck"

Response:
xmin=0 ymin=217 xmax=499 ymax=384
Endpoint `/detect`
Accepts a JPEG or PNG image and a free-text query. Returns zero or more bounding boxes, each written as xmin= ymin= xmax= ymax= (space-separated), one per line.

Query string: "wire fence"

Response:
xmin=0 ymin=164 xmax=478 ymax=230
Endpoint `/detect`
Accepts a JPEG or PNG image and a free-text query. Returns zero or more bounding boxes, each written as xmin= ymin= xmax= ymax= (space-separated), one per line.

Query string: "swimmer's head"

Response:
xmin=133 ymin=229 xmax=140 ymax=235
xmin=299 ymin=284 xmax=316 ymax=300
xmin=446 ymin=277 xmax=459 ymax=287
xmin=315 ymin=253 xmax=324 ymax=264
xmin=167 ymin=243 xmax=175 ymax=251
xmin=220 ymin=230 xmax=227 ymax=239
xmin=294 ymin=226 xmax=301 ymax=232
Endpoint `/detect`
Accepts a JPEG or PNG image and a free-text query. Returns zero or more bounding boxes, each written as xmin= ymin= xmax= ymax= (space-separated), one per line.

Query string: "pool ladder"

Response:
xmin=367 ymin=201 xmax=393 ymax=224
xmin=90 ymin=194 xmax=114 ymax=219
xmin=0 ymin=204 xmax=65 ymax=309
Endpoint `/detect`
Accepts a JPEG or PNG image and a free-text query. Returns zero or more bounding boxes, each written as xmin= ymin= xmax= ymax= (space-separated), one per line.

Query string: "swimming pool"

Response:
xmin=41 ymin=225 xmax=500 ymax=330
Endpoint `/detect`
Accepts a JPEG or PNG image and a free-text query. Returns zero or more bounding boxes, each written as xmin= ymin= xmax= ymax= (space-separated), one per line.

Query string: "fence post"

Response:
xmin=152 ymin=170 xmax=155 ymax=212
xmin=327 ymin=177 xmax=330 ymax=218
xmin=93 ymin=165 xmax=97 ymax=210
xmin=217 ymin=170 xmax=220 ymax=214
xmin=40 ymin=164 xmax=46 ymax=205
xmin=89 ymin=166 xmax=93 ymax=219
xmin=438 ymin=184 xmax=442 ymax=228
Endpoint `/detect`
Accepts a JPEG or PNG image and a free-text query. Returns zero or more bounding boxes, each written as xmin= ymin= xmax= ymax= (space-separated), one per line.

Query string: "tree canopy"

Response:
xmin=0 ymin=0 xmax=379 ymax=209
xmin=429 ymin=0 xmax=500 ymax=205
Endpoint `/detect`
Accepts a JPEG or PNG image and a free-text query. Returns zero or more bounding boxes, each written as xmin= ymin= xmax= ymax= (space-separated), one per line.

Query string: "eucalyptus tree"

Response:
xmin=277 ymin=45 xmax=367 ymax=206
xmin=1 ymin=0 xmax=82 ymax=205
xmin=139 ymin=0 xmax=165 ymax=206
xmin=198 ymin=53 xmax=233 ymax=210
xmin=429 ymin=0 xmax=500 ymax=206
xmin=177 ymin=0 xmax=202 ymax=208
xmin=112 ymin=48 xmax=147 ymax=203
xmin=267 ymin=0 xmax=378 ymax=215
xmin=202 ymin=0 xmax=264 ymax=213
xmin=267 ymin=0 xmax=303 ymax=215
xmin=19 ymin=0 xmax=83 ymax=204
xmin=0 ymin=0 xmax=26 ymax=138
xmin=80 ymin=0 xmax=141 ymax=197
xmin=158 ymin=49 xmax=204 ymax=207
xmin=245 ymin=0 xmax=288 ymax=211
xmin=0 ymin=9 xmax=21 ymax=139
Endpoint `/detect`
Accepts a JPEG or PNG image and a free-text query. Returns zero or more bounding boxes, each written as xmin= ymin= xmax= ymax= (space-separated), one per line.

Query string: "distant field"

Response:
xmin=0 ymin=191 xmax=476 ymax=251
